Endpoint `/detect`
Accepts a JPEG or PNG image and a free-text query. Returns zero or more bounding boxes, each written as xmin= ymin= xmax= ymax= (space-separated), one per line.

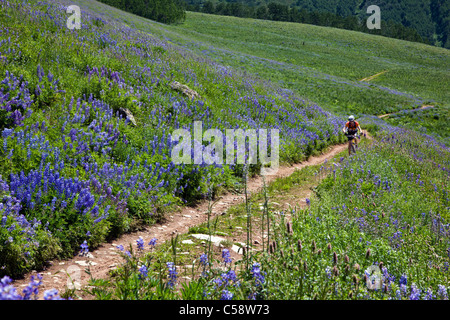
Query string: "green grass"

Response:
xmin=72 ymin=3 xmax=449 ymax=137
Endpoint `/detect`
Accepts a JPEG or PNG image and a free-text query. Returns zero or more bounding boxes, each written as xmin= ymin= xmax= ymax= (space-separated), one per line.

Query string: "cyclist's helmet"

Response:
xmin=348 ymin=115 xmax=355 ymax=121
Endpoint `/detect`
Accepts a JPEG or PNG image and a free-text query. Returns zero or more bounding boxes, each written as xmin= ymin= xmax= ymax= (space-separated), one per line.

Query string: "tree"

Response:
xmin=202 ymin=1 xmax=215 ymax=14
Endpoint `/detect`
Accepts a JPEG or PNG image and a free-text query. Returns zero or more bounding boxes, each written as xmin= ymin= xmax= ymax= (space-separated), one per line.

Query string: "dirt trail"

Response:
xmin=12 ymin=141 xmax=350 ymax=299
xmin=378 ymin=104 xmax=435 ymax=119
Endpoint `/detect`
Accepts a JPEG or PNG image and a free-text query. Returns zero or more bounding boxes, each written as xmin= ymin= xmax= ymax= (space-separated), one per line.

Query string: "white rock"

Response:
xmin=190 ymin=234 xmax=225 ymax=246
xmin=182 ymin=240 xmax=195 ymax=245
xmin=75 ymin=260 xmax=97 ymax=267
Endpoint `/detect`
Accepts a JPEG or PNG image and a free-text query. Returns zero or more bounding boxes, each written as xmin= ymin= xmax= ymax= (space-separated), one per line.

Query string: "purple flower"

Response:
xmin=138 ymin=265 xmax=148 ymax=279
xmin=43 ymin=289 xmax=64 ymax=300
xmin=167 ymin=262 xmax=177 ymax=288
xmin=79 ymin=240 xmax=89 ymax=256
xmin=0 ymin=276 xmax=22 ymax=300
xmin=222 ymin=249 xmax=232 ymax=265
xmin=437 ymin=285 xmax=448 ymax=300
xmin=148 ymin=237 xmax=157 ymax=248
xmin=199 ymin=253 xmax=208 ymax=266
xmin=251 ymin=262 xmax=265 ymax=287
xmin=220 ymin=289 xmax=233 ymax=300
xmin=136 ymin=236 xmax=144 ymax=251
xmin=409 ymin=284 xmax=421 ymax=300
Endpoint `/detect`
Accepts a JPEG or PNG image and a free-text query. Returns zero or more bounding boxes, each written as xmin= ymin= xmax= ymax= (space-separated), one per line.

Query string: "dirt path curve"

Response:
xmin=12 ymin=141 xmax=351 ymax=299
xmin=378 ymin=105 xmax=435 ymax=119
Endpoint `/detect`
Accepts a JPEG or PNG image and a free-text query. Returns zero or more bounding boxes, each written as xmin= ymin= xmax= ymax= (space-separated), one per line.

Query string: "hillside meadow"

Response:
xmin=0 ymin=0 xmax=449 ymax=301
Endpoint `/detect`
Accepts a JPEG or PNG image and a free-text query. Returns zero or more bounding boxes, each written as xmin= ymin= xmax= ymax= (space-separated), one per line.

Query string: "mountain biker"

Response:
xmin=343 ymin=115 xmax=362 ymax=155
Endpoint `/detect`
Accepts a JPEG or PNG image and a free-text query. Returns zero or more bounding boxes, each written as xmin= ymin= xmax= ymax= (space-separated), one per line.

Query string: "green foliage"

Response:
xmin=185 ymin=0 xmax=450 ymax=48
xmin=98 ymin=0 xmax=186 ymax=24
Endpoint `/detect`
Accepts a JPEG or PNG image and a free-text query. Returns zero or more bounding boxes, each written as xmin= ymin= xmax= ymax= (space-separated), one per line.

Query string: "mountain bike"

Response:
xmin=345 ymin=133 xmax=360 ymax=155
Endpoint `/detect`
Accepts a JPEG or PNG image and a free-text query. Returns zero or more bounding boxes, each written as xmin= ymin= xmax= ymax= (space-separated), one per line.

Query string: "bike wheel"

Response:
xmin=351 ymin=142 xmax=356 ymax=154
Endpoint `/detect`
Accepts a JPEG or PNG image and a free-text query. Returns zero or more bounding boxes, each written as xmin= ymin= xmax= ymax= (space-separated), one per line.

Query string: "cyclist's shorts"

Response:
xmin=346 ymin=130 xmax=357 ymax=140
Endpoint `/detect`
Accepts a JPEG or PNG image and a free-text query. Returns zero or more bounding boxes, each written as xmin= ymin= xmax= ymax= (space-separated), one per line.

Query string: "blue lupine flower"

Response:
xmin=138 ymin=265 xmax=148 ymax=279
xmin=22 ymin=274 xmax=42 ymax=300
xmin=148 ymin=237 xmax=157 ymax=248
xmin=0 ymin=276 xmax=22 ymax=300
xmin=221 ymin=289 xmax=233 ymax=300
xmin=136 ymin=236 xmax=144 ymax=251
xmin=424 ymin=289 xmax=435 ymax=300
xmin=251 ymin=262 xmax=265 ymax=286
xmin=222 ymin=249 xmax=232 ymax=265
xmin=437 ymin=285 xmax=448 ymax=299
xmin=167 ymin=262 xmax=177 ymax=288
xmin=199 ymin=253 xmax=208 ymax=266
xmin=409 ymin=284 xmax=421 ymax=300
xmin=399 ymin=274 xmax=407 ymax=286
xmin=43 ymin=289 xmax=63 ymax=300
xmin=79 ymin=240 xmax=89 ymax=256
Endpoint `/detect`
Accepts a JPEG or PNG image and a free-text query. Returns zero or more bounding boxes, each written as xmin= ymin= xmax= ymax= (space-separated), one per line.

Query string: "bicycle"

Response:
xmin=345 ymin=132 xmax=360 ymax=155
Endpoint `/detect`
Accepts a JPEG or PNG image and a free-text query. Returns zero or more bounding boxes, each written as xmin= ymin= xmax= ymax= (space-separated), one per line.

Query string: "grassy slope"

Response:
xmin=74 ymin=4 xmax=449 ymax=141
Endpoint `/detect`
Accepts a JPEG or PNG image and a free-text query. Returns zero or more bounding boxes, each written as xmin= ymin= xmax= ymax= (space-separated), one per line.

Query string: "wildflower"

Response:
xmin=221 ymin=289 xmax=233 ymax=300
xmin=22 ymin=274 xmax=42 ymax=300
xmin=325 ymin=267 xmax=332 ymax=279
xmin=116 ymin=244 xmax=124 ymax=251
xmin=424 ymin=288 xmax=435 ymax=300
xmin=167 ymin=262 xmax=177 ymax=288
xmin=79 ymin=240 xmax=89 ymax=256
xmin=138 ymin=265 xmax=148 ymax=279
xmin=399 ymin=274 xmax=407 ymax=286
xmin=332 ymin=266 xmax=339 ymax=277
xmin=199 ymin=253 xmax=208 ymax=266
xmin=305 ymin=198 xmax=310 ymax=206
xmin=251 ymin=262 xmax=265 ymax=287
xmin=365 ymin=248 xmax=371 ymax=259
xmin=409 ymin=284 xmax=421 ymax=300
xmin=333 ymin=252 xmax=338 ymax=265
xmin=222 ymin=249 xmax=232 ymax=265
xmin=352 ymin=274 xmax=359 ymax=286
xmin=43 ymin=289 xmax=63 ymax=300
xmin=136 ymin=236 xmax=144 ymax=251
xmin=148 ymin=237 xmax=157 ymax=248
xmin=437 ymin=285 xmax=448 ymax=299
xmin=0 ymin=276 xmax=22 ymax=300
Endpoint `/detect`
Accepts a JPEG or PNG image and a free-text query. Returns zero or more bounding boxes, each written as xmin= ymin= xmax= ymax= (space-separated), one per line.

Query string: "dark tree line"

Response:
xmin=98 ymin=0 xmax=186 ymax=24
xmin=185 ymin=0 xmax=450 ymax=48
xmin=189 ymin=1 xmax=425 ymax=44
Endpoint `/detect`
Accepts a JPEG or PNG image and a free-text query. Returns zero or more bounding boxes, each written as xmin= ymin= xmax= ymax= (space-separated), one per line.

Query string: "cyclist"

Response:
xmin=343 ymin=115 xmax=362 ymax=155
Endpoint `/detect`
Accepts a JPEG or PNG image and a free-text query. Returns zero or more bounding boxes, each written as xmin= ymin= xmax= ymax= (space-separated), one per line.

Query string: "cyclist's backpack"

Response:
xmin=347 ymin=121 xmax=358 ymax=130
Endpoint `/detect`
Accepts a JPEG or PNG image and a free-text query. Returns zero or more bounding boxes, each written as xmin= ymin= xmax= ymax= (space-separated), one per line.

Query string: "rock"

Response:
xmin=118 ymin=107 xmax=137 ymax=126
xmin=169 ymin=81 xmax=199 ymax=100
xmin=182 ymin=240 xmax=195 ymax=245
xmin=254 ymin=240 xmax=260 ymax=245
xmin=190 ymin=234 xmax=225 ymax=246
xmin=75 ymin=260 xmax=97 ymax=267
xmin=231 ymin=245 xmax=243 ymax=254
